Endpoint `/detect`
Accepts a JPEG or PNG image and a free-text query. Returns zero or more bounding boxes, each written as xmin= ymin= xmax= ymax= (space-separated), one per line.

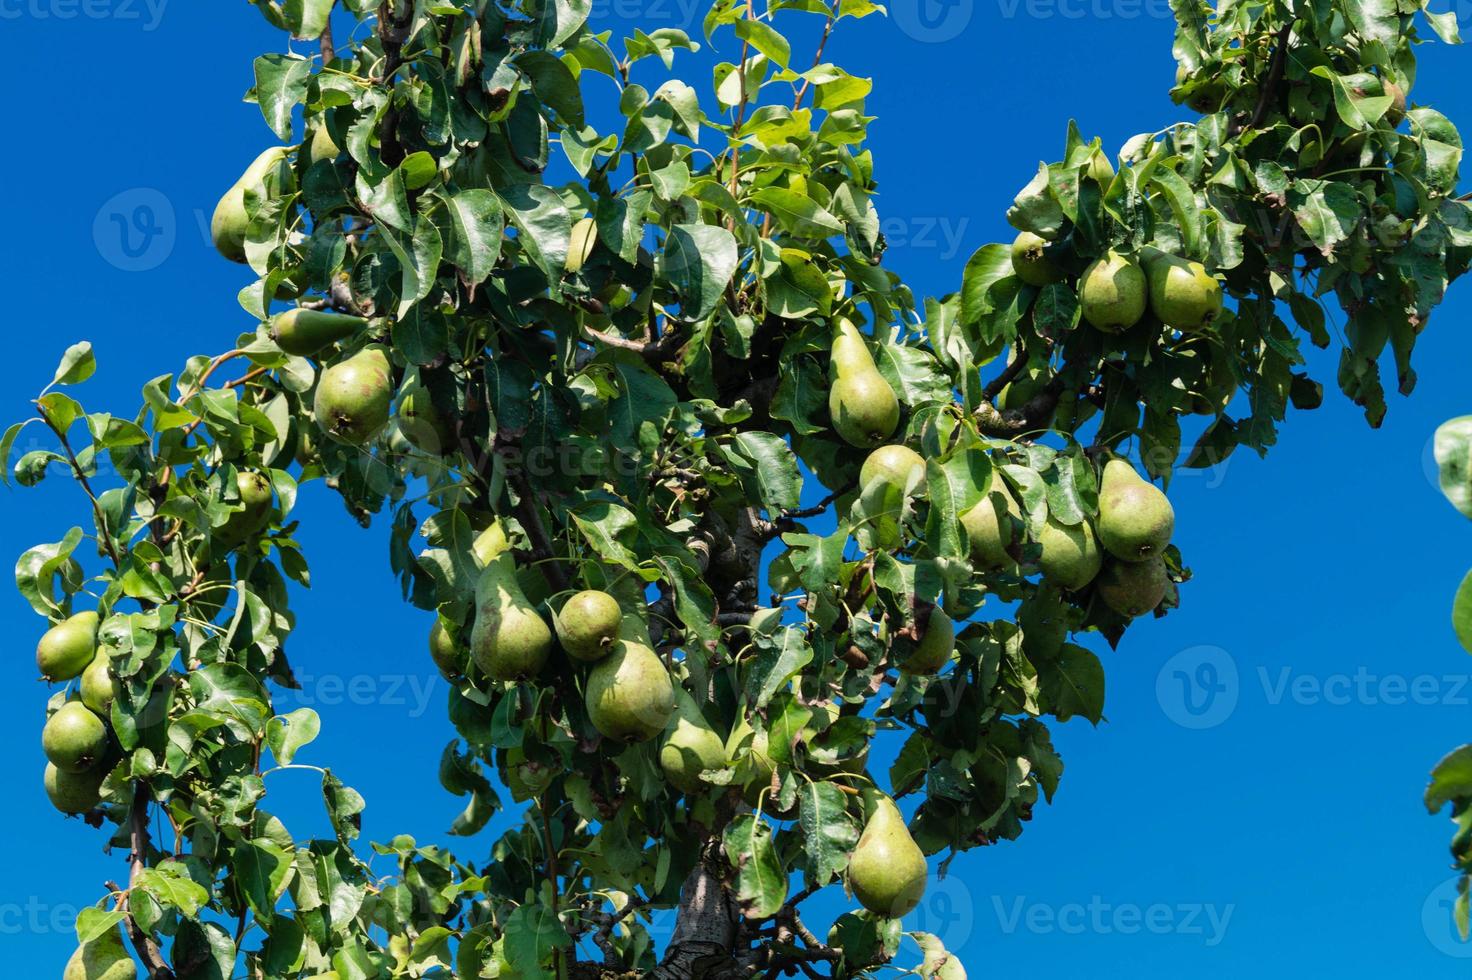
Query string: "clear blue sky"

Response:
xmin=4 ymin=2 xmax=1472 ymax=976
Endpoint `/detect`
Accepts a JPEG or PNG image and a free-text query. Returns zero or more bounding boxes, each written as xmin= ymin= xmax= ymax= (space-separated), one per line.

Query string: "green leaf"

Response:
xmin=749 ymin=187 xmax=843 ymax=238
xmin=253 ymin=53 xmax=312 ymax=141
xmin=1454 ymin=568 xmax=1472 ymax=655
xmin=284 ymin=0 xmax=333 ymax=38
xmin=266 ymin=708 xmax=321 ymax=766
xmin=798 ymin=781 xmax=859 ymax=886
xmin=656 ymin=223 xmax=738 ymax=321
xmin=724 ymin=431 xmax=803 ymax=512
xmin=723 ymin=813 xmax=787 ymax=917
xmin=1427 ymin=745 xmax=1472 ymax=812
xmin=501 ymin=183 xmax=572 ymax=281
xmin=502 ymin=903 xmax=572 ymax=974
xmin=51 ymin=342 xmax=96 ymax=386
xmin=734 ymin=18 xmax=791 ymax=68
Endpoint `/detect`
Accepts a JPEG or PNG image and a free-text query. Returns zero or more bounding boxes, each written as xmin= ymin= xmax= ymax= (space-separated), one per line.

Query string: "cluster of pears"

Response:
xmin=1012 ymin=234 xmax=1224 ymax=335
xmin=35 ymin=610 xmax=118 ymax=814
xmin=1093 ymin=459 xmax=1175 ymax=618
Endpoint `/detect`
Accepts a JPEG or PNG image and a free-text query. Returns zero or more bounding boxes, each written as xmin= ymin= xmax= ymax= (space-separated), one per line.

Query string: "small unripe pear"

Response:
xmin=1010 ymin=231 xmax=1063 ymax=287
xmin=217 ymin=471 xmax=273 ymax=546
xmin=1146 ymin=254 xmax=1223 ymax=332
xmin=659 ymin=688 xmax=728 ymax=793
xmin=302 ymin=117 xmax=341 ymax=170
xmin=556 ymin=590 xmax=623 ymax=663
xmin=1097 ymin=459 xmax=1174 ymax=561
xmin=63 ymin=926 xmax=136 ymax=980
xmin=900 ymin=606 xmax=955 ymax=675
xmin=45 ymin=761 xmax=106 ymax=814
xmin=586 ymin=635 xmax=675 ymax=743
xmin=43 ymin=701 xmax=109 ymax=774
xmin=566 ymin=217 xmax=597 ymax=273
xmin=37 ymin=611 xmax=99 ymax=683
xmin=397 ymin=374 xmax=452 ymax=455
xmin=860 ymin=445 xmax=926 ymax=495
xmin=428 ymin=619 xmax=465 ymax=678
xmin=80 ymin=651 xmax=117 ymax=716
xmin=848 ymin=795 xmax=927 ymax=918
xmin=829 ymin=318 xmax=900 ymax=448
xmin=1096 ymin=557 xmax=1168 ymax=618
xmin=271 ymin=309 xmax=366 ymax=357
xmin=1079 ymin=250 xmax=1147 ymax=332
xmin=314 ymin=346 xmax=392 ymax=446
xmin=1038 ymin=518 xmax=1103 ymax=591
xmin=960 ymin=472 xmax=1020 ymax=570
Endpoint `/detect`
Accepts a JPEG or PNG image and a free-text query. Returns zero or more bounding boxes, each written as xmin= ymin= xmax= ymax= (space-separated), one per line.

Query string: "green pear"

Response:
xmin=1097 ymin=459 xmax=1174 ymax=561
xmin=302 ymin=117 xmax=341 ymax=170
xmin=900 ymin=606 xmax=955 ymax=675
xmin=1038 ymin=518 xmax=1103 ymax=591
xmin=428 ymin=619 xmax=464 ymax=678
xmin=470 ymin=535 xmax=553 ymax=683
xmin=63 ymin=925 xmax=136 ymax=980
xmin=43 ymin=702 xmax=109 ymax=774
xmin=726 ymin=716 xmax=781 ymax=810
xmin=36 ymin=610 xmax=99 ymax=683
xmin=314 ymin=346 xmax=392 ymax=446
xmin=848 ymin=794 xmax=928 ymax=918
xmin=829 ymin=318 xmax=900 ymax=448
xmin=960 ymin=472 xmax=1021 ymax=570
xmin=211 ymin=146 xmax=292 ymax=263
xmin=556 ymin=590 xmax=623 ymax=663
xmin=397 ymin=373 xmax=453 ymax=455
xmin=80 ymin=651 xmax=117 ymax=716
xmin=45 ymin=761 xmax=106 ymax=814
xmin=566 ymin=217 xmax=597 ymax=273
xmin=1146 ymin=254 xmax=1223 ymax=331
xmin=271 ymin=309 xmax=367 ymax=357
xmin=859 ymin=445 xmax=926 ymax=495
xmin=586 ymin=626 xmax=675 ymax=743
xmin=1010 ymin=231 xmax=1064 ymax=287
xmin=659 ymin=687 xmax=728 ymax=793
xmin=1079 ymin=250 xmax=1147 ymax=332
xmin=1096 ymin=557 xmax=1168 ymax=618
xmin=217 ymin=470 xmax=273 ymax=546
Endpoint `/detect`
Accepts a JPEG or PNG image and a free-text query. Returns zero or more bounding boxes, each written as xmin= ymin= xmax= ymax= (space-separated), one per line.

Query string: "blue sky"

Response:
xmin=4 ymin=1 xmax=1472 ymax=976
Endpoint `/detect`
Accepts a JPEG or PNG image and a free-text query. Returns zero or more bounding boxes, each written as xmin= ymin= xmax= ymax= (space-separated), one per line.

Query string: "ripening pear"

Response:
xmin=80 ymin=652 xmax=117 ymax=716
xmin=1096 ymin=557 xmax=1168 ymax=619
xmin=397 ymin=373 xmax=452 ymax=455
xmin=43 ymin=701 xmax=109 ymax=774
xmin=1010 ymin=231 xmax=1063 ymax=288
xmin=1038 ymin=518 xmax=1103 ymax=591
xmin=1097 ymin=459 xmax=1174 ymax=561
xmin=302 ymin=117 xmax=341 ymax=170
xmin=566 ymin=217 xmax=597 ymax=273
xmin=1079 ymin=250 xmax=1147 ymax=332
xmin=36 ymin=610 xmax=99 ymax=683
xmin=829 ymin=318 xmax=900 ymax=448
xmin=63 ymin=925 xmax=136 ymax=980
xmin=217 ymin=470 xmax=273 ymax=546
xmin=659 ymin=687 xmax=728 ymax=794
xmin=848 ymin=794 xmax=928 ymax=918
xmin=556 ymin=590 xmax=623 ymax=663
xmin=211 ymin=146 xmax=292 ymax=263
xmin=428 ymin=619 xmax=465 ymax=678
xmin=271 ymin=309 xmax=366 ymax=357
xmin=860 ymin=445 xmax=926 ymax=496
xmin=314 ymin=346 xmax=392 ymax=446
xmin=1146 ymin=254 xmax=1223 ymax=332
xmin=960 ymin=472 xmax=1021 ymax=570
xmin=900 ymin=606 xmax=955 ymax=675
xmin=45 ymin=761 xmax=106 ymax=814
xmin=586 ymin=625 xmax=675 ymax=744
xmin=470 ymin=535 xmax=553 ymax=683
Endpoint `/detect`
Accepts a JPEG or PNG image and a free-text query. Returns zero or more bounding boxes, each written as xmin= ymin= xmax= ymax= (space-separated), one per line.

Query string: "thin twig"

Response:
xmin=1246 ymin=22 xmax=1294 ymax=131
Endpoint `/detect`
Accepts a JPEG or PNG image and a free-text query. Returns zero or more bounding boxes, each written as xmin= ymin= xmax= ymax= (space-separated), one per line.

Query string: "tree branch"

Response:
xmin=1246 ymin=22 xmax=1294 ymax=131
xmin=120 ymin=783 xmax=174 ymax=979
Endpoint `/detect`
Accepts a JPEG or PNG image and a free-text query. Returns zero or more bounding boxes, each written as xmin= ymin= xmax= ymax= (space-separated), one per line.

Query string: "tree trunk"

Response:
xmin=647 ymin=864 xmax=745 ymax=980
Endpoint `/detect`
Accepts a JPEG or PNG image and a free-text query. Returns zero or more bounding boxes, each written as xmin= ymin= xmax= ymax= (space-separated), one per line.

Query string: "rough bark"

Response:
xmin=648 ymin=863 xmax=745 ymax=980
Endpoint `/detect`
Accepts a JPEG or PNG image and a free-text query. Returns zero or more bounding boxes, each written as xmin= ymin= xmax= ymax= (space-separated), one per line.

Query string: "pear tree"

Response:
xmin=9 ymin=1 xmax=1471 ymax=977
